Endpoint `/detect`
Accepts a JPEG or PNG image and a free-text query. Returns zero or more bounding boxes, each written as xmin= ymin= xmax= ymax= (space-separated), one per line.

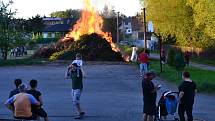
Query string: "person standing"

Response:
xmin=161 ymin=49 xmax=166 ymax=64
xmin=27 ymin=79 xmax=49 ymax=121
xmin=65 ymin=63 xmax=85 ymax=119
xmin=138 ymin=50 xmax=149 ymax=77
xmin=9 ymin=79 xmax=22 ymax=98
xmin=142 ymin=71 xmax=161 ymax=121
xmin=184 ymin=51 xmax=191 ymax=66
xmin=130 ymin=46 xmax=138 ymax=62
xmin=178 ymin=71 xmax=197 ymax=121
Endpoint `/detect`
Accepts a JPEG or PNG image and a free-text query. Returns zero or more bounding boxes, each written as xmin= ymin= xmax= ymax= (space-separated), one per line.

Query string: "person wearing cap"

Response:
xmin=5 ymin=83 xmax=40 ymax=120
xmin=65 ymin=63 xmax=85 ymax=119
xmin=142 ymin=71 xmax=161 ymax=121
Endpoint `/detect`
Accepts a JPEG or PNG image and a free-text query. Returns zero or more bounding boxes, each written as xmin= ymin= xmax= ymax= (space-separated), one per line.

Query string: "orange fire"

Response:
xmin=62 ymin=0 xmax=119 ymax=52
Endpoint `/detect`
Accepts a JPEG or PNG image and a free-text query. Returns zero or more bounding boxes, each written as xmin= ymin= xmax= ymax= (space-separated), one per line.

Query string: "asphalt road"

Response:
xmin=0 ymin=63 xmax=214 ymax=121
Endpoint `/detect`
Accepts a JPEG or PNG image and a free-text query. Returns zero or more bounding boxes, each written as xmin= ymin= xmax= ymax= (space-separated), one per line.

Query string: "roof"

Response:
xmin=123 ymin=17 xmax=132 ymax=24
xmin=131 ymin=17 xmax=143 ymax=31
xmin=43 ymin=24 xmax=72 ymax=32
xmin=43 ymin=17 xmax=63 ymax=21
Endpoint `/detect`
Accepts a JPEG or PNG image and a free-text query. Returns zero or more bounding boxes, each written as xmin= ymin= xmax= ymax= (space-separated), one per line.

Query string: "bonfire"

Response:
xmin=62 ymin=0 xmax=119 ymax=52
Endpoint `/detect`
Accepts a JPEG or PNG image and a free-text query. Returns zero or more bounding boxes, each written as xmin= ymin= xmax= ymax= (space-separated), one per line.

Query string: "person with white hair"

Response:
xmin=5 ymin=83 xmax=40 ymax=120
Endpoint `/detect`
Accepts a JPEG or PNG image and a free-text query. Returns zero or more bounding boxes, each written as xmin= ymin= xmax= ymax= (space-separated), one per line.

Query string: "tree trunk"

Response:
xmin=2 ymin=48 xmax=8 ymax=60
xmin=3 ymin=51 xmax=7 ymax=60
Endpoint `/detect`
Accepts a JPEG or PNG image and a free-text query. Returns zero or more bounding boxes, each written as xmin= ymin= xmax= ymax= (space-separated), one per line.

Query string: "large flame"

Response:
xmin=62 ymin=0 xmax=119 ymax=52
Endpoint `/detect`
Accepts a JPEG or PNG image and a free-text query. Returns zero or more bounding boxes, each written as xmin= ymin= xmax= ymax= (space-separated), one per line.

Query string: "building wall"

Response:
xmin=43 ymin=33 xmax=48 ymax=38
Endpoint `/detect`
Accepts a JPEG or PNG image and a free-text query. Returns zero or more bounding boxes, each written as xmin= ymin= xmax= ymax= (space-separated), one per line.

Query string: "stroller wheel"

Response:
xmin=174 ymin=117 xmax=179 ymax=121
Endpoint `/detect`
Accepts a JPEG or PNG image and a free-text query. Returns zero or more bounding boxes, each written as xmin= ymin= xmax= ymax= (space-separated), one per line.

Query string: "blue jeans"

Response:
xmin=140 ymin=63 xmax=148 ymax=75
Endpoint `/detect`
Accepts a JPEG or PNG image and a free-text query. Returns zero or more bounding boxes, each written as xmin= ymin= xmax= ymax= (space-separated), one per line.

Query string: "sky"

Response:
xmin=3 ymin=0 xmax=142 ymax=19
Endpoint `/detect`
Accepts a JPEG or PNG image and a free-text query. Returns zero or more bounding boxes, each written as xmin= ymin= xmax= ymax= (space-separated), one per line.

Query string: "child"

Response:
xmin=72 ymin=53 xmax=86 ymax=77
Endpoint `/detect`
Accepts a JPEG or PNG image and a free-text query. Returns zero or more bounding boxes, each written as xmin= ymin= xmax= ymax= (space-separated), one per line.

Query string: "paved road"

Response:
xmin=0 ymin=63 xmax=214 ymax=121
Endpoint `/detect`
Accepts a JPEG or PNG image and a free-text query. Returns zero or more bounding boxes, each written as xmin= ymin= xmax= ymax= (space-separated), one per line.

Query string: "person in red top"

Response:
xmin=138 ymin=50 xmax=149 ymax=77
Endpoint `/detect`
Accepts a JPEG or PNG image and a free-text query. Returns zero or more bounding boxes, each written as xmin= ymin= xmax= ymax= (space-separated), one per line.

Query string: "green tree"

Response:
xmin=27 ymin=15 xmax=44 ymax=33
xmin=167 ymin=48 xmax=176 ymax=66
xmin=140 ymin=0 xmax=215 ymax=48
xmin=0 ymin=0 xmax=15 ymax=60
xmin=50 ymin=9 xmax=81 ymax=19
xmin=174 ymin=50 xmax=186 ymax=76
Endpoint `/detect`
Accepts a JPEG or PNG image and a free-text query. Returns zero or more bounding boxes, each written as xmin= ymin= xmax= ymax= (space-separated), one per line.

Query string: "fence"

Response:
xmin=164 ymin=45 xmax=215 ymax=59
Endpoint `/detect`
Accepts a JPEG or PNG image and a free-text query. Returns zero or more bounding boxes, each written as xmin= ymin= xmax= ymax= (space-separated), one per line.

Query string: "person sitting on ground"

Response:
xmin=9 ymin=79 xmax=22 ymax=98
xmin=65 ymin=63 xmax=85 ymax=119
xmin=27 ymin=79 xmax=49 ymax=121
xmin=5 ymin=83 xmax=40 ymax=120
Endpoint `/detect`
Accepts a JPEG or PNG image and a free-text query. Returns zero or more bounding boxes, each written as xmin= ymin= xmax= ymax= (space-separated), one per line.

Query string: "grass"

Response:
xmin=149 ymin=59 xmax=215 ymax=93
xmin=191 ymin=57 xmax=215 ymax=66
xmin=0 ymin=58 xmax=48 ymax=67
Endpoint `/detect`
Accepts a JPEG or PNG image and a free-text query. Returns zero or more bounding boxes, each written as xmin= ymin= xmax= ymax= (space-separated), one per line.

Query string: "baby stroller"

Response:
xmin=155 ymin=91 xmax=179 ymax=121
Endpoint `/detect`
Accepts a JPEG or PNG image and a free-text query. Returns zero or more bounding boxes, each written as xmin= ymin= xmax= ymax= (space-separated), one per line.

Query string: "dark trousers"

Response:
xmin=33 ymin=107 xmax=48 ymax=118
xmin=14 ymin=114 xmax=36 ymax=120
xmin=178 ymin=103 xmax=193 ymax=121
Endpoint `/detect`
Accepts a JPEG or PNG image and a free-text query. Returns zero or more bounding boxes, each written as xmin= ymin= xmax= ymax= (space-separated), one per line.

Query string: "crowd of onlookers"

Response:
xmin=5 ymin=79 xmax=49 ymax=121
xmin=10 ymin=46 xmax=27 ymax=57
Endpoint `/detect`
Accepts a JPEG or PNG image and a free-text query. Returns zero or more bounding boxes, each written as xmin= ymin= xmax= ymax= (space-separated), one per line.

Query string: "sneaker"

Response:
xmin=74 ymin=115 xmax=82 ymax=119
xmin=80 ymin=112 xmax=85 ymax=116
xmin=74 ymin=112 xmax=85 ymax=120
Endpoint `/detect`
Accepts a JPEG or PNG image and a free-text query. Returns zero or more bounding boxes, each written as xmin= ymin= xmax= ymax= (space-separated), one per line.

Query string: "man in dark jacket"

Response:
xmin=178 ymin=71 xmax=197 ymax=121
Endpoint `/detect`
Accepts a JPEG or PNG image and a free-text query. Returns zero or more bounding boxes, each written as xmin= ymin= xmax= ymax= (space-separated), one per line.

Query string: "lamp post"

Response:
xmin=117 ymin=12 xmax=120 ymax=43
xmin=142 ymin=8 xmax=147 ymax=51
xmin=158 ymin=35 xmax=163 ymax=72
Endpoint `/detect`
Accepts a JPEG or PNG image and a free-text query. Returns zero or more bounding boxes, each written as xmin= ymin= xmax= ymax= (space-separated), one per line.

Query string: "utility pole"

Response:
xmin=159 ymin=35 xmax=163 ymax=72
xmin=142 ymin=8 xmax=147 ymax=51
xmin=117 ymin=12 xmax=119 ymax=43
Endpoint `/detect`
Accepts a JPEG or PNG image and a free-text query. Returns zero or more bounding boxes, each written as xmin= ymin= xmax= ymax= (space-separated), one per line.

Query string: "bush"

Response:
xmin=174 ymin=50 xmax=185 ymax=71
xmin=167 ymin=48 xmax=176 ymax=66
xmin=49 ymin=50 xmax=76 ymax=61
xmin=32 ymin=46 xmax=57 ymax=59
xmin=118 ymin=44 xmax=132 ymax=55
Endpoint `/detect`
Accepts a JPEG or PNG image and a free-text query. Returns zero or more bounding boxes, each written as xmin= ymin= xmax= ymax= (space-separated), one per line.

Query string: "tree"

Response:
xmin=140 ymin=0 xmax=215 ymax=49
xmin=27 ymin=15 xmax=44 ymax=33
xmin=167 ymin=48 xmax=176 ymax=66
xmin=0 ymin=1 xmax=29 ymax=60
xmin=0 ymin=0 xmax=15 ymax=60
xmin=50 ymin=9 xmax=81 ymax=19
xmin=101 ymin=5 xmax=116 ymax=18
xmin=174 ymin=50 xmax=186 ymax=76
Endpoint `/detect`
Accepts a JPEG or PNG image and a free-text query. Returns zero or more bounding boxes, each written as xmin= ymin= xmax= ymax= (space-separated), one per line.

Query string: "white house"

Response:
xmin=119 ymin=16 xmax=157 ymax=49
